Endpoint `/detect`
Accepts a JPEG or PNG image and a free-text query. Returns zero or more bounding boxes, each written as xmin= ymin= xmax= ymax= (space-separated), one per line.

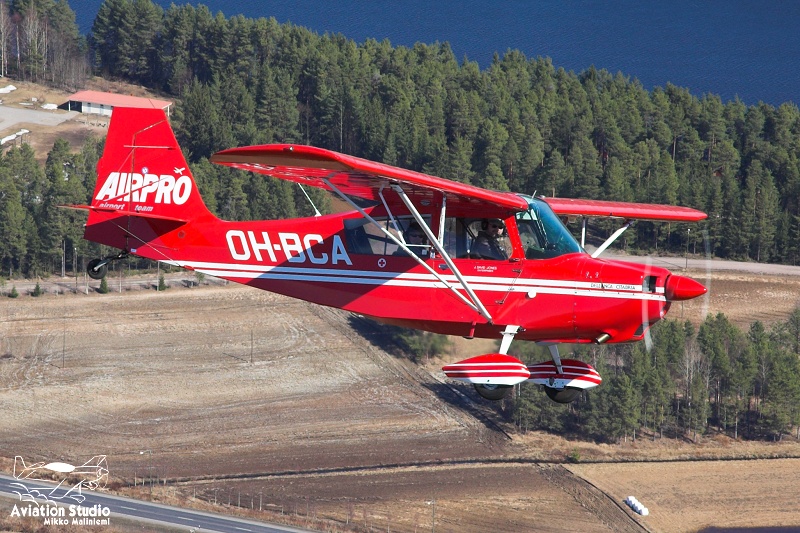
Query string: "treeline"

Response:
xmin=85 ymin=0 xmax=800 ymax=265
xmin=0 ymin=0 xmax=88 ymax=88
xmin=0 ymin=139 xmax=103 ymax=277
xmin=509 ymin=312 xmax=800 ymax=443
xmin=3 ymin=0 xmax=800 ymax=275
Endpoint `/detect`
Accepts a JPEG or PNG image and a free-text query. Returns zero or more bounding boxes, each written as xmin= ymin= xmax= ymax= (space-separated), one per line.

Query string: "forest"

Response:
xmin=1 ymin=0 xmax=799 ymax=442
xmin=510 ymin=312 xmax=800 ymax=444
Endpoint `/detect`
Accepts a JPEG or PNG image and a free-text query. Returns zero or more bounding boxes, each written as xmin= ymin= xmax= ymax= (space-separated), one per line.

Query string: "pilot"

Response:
xmin=394 ymin=223 xmax=429 ymax=258
xmin=473 ymin=218 xmax=510 ymax=260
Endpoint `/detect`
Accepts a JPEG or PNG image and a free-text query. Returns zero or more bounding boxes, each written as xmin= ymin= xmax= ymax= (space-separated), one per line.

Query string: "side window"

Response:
xmin=344 ymin=216 xmax=431 ymax=256
xmin=443 ymin=217 xmax=512 ymax=260
xmin=442 ymin=217 xmax=471 ymax=258
xmin=442 ymin=218 xmax=458 ymax=257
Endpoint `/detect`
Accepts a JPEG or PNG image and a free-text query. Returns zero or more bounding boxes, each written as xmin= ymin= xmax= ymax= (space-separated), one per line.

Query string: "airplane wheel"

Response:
xmin=545 ymin=386 xmax=581 ymax=404
xmin=474 ymin=384 xmax=512 ymax=401
xmin=87 ymin=259 xmax=108 ymax=280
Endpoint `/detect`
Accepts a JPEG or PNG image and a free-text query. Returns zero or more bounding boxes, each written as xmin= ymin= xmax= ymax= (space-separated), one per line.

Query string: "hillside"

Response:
xmin=2 ymin=268 xmax=800 ymax=531
xmin=0 ymin=79 xmax=166 ymax=161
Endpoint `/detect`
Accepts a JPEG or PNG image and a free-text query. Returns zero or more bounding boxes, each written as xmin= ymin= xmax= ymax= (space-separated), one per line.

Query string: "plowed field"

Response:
xmin=1 ymin=264 xmax=800 ymax=532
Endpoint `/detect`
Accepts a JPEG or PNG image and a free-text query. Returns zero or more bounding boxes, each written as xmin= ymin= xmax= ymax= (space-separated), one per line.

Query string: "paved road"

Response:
xmin=0 ymin=474 xmax=311 ymax=533
xmin=0 ymin=105 xmax=77 ymax=130
xmin=605 ymin=254 xmax=800 ymax=277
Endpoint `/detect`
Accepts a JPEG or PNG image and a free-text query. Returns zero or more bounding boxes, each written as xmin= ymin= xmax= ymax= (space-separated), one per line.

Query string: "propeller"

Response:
xmin=640 ymin=225 xmax=712 ymax=352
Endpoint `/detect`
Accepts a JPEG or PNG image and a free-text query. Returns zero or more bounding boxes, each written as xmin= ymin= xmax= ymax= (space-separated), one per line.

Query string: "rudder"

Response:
xmin=91 ymin=107 xmax=210 ymax=220
xmin=83 ymin=107 xmax=216 ymax=257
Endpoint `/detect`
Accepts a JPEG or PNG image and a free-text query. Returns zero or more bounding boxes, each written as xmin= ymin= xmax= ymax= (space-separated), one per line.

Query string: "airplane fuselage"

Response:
xmin=87 ymin=206 xmax=676 ymax=345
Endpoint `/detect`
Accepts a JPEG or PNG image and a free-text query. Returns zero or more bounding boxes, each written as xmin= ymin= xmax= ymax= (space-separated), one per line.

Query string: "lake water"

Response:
xmin=68 ymin=0 xmax=799 ymax=106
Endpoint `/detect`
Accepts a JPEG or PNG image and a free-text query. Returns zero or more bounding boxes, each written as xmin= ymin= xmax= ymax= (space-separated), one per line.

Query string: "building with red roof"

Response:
xmin=66 ymin=91 xmax=172 ymax=117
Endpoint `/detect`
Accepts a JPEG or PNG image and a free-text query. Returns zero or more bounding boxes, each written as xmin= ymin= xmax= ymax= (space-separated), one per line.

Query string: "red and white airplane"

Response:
xmin=70 ymin=108 xmax=707 ymax=403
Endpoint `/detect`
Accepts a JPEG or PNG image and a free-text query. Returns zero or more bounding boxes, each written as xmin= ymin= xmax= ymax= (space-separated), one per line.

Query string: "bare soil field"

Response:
xmin=569 ymin=459 xmax=800 ymax=533
xmin=1 ymin=265 xmax=800 ymax=533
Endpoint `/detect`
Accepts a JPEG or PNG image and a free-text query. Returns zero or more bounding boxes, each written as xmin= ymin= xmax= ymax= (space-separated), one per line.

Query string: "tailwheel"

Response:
xmin=474 ymin=384 xmax=512 ymax=401
xmin=544 ymin=386 xmax=582 ymax=404
xmin=86 ymin=258 xmax=108 ymax=280
xmin=86 ymin=251 xmax=129 ymax=280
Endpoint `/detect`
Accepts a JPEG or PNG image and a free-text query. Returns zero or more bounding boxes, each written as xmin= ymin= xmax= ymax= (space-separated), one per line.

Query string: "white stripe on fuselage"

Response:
xmin=168 ymin=260 xmax=666 ymax=302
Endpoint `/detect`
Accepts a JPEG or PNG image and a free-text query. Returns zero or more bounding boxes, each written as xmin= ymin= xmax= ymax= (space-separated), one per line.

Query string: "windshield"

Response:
xmin=516 ymin=196 xmax=583 ymax=259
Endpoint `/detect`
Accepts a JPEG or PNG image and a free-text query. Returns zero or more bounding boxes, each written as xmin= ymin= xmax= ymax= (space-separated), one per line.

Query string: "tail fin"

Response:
xmin=83 ymin=107 xmax=215 ymax=258
xmin=13 ymin=456 xmax=41 ymax=479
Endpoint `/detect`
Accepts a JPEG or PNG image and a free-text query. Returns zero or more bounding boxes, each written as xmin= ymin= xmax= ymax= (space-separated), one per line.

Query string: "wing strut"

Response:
xmin=591 ymin=220 xmax=634 ymax=258
xmin=322 ymin=178 xmax=493 ymax=323
xmin=391 ymin=184 xmax=493 ymax=323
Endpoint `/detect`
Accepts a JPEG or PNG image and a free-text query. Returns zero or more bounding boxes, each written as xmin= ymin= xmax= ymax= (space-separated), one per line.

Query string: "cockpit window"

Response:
xmin=442 ymin=217 xmax=513 ymax=259
xmin=516 ymin=197 xmax=582 ymax=259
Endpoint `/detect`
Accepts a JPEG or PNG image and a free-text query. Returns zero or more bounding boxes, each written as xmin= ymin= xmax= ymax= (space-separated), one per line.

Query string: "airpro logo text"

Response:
xmin=95 ymin=172 xmax=193 ymax=205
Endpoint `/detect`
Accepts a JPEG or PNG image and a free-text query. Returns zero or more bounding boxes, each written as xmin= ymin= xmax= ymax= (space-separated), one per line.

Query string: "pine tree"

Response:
xmin=761 ymin=348 xmax=800 ymax=441
xmin=0 ymin=163 xmax=27 ymax=277
xmin=605 ymin=373 xmax=639 ymax=442
xmin=748 ymin=161 xmax=780 ymax=262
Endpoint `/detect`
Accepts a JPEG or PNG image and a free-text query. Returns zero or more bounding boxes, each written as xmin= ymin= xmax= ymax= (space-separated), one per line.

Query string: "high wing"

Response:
xmin=543 ymin=197 xmax=707 ymax=258
xmin=544 ymin=197 xmax=707 ymax=222
xmin=210 ymin=144 xmax=529 ymax=214
xmin=212 ymin=143 xmax=532 ymax=322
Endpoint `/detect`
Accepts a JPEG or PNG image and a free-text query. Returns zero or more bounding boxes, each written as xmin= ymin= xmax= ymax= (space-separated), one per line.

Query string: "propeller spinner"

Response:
xmin=665 ymin=274 xmax=707 ymax=301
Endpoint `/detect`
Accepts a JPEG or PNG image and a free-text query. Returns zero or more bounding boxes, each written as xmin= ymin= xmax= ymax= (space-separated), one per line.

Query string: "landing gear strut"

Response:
xmin=539 ymin=343 xmax=578 ymax=404
xmin=86 ymin=251 xmax=128 ymax=280
xmin=533 ymin=343 xmax=595 ymax=404
xmin=471 ymin=325 xmax=520 ymax=400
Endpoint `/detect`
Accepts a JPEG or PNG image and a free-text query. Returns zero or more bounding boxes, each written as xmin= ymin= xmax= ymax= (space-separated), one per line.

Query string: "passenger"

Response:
xmin=394 ymin=223 xmax=429 ymax=258
xmin=473 ymin=218 xmax=510 ymax=260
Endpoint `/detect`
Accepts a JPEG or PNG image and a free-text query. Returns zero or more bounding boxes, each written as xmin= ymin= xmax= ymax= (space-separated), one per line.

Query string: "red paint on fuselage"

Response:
xmin=80 ymin=108 xmax=705 ymax=349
